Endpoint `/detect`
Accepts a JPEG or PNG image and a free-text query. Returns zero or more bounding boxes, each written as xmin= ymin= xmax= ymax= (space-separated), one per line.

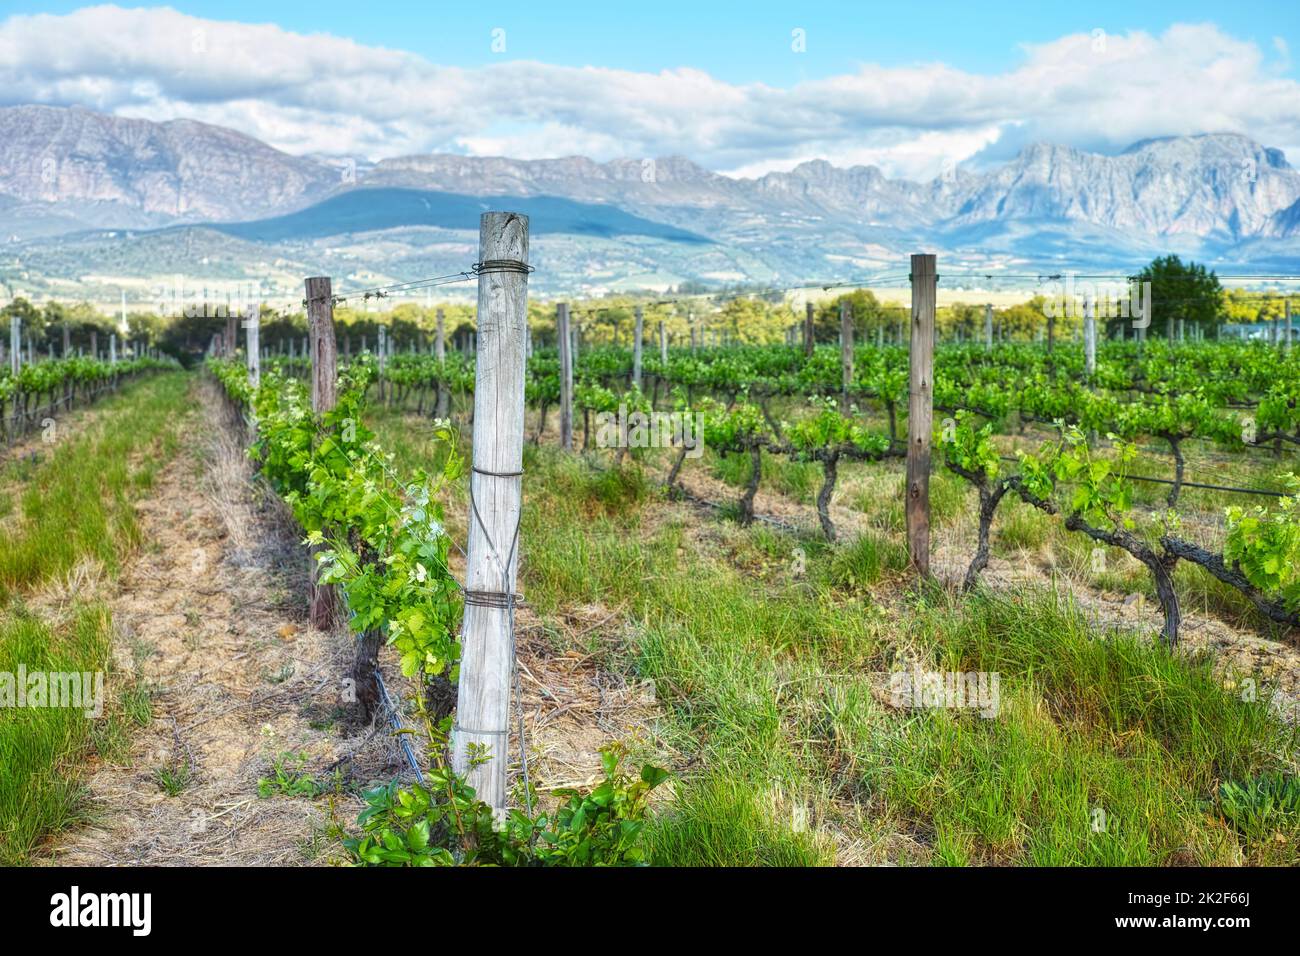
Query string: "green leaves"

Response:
xmin=1225 ymin=476 xmax=1300 ymax=609
xmin=211 ymin=355 xmax=464 ymax=689
xmin=344 ymin=741 xmax=669 ymax=867
xmin=941 ymin=410 xmax=999 ymax=482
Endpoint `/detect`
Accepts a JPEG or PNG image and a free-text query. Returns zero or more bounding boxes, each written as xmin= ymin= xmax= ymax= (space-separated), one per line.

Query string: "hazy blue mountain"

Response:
xmin=1 ymin=105 xmax=1297 ymax=300
xmin=206 ymin=188 xmax=710 ymax=244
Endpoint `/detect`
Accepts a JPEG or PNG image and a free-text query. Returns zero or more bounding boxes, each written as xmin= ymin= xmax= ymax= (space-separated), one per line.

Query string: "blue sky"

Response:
xmin=12 ymin=0 xmax=1296 ymax=81
xmin=1 ymin=2 xmax=1298 ymax=176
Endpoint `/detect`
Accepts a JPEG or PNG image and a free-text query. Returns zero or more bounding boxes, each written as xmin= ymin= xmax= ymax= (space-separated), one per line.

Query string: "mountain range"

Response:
xmin=1 ymin=104 xmax=1298 ymax=304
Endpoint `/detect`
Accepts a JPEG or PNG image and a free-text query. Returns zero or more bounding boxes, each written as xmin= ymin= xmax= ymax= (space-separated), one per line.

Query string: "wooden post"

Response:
xmin=984 ymin=303 xmax=993 ymax=351
xmin=840 ymin=300 xmax=853 ymax=397
xmin=435 ymin=307 xmax=449 ymax=419
xmin=305 ymin=276 xmax=339 ymax=629
xmin=62 ymin=322 xmax=71 ymax=358
xmin=109 ymin=333 xmax=117 ymax=365
xmin=632 ymin=305 xmax=644 ymax=391
xmin=1084 ymin=292 xmax=1096 ymax=381
xmin=907 ymin=254 xmax=936 ymax=579
xmin=225 ymin=312 xmax=238 ymax=358
xmin=244 ymin=304 xmax=261 ymax=387
xmin=558 ymin=303 xmax=573 ymax=451
xmin=8 ymin=315 xmax=19 ymax=375
xmin=659 ymin=320 xmax=667 ymax=364
xmin=1286 ymin=300 xmax=1292 ymax=353
xmin=90 ymin=330 xmax=97 ymax=363
xmin=804 ymin=301 xmax=814 ymax=356
xmin=453 ymin=212 xmax=529 ymax=820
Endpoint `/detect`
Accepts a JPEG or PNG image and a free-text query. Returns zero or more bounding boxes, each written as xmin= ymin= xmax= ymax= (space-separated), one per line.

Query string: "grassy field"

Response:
xmin=367 ymin=405 xmax=1300 ymax=866
xmin=0 ymin=372 xmax=191 ymax=863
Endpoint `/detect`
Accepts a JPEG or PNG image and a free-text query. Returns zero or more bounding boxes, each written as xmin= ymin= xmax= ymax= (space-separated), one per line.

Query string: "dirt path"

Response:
xmin=39 ymin=379 xmax=401 ymax=866
xmin=35 ymin=380 xmax=662 ymax=865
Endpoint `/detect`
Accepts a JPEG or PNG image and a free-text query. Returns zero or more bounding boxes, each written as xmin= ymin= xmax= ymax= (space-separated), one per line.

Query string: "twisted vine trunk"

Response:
xmin=1062 ymin=514 xmax=1181 ymax=647
xmin=350 ymin=628 xmax=384 ymax=722
xmin=1002 ymin=479 xmax=1179 ymax=647
xmin=1161 ymin=536 xmax=1300 ymax=630
xmin=963 ymin=479 xmax=1012 ymax=592
xmin=816 ymin=452 xmax=839 ymax=541
xmin=739 ymin=444 xmax=762 ymax=526
xmin=666 ymin=442 xmax=690 ymax=498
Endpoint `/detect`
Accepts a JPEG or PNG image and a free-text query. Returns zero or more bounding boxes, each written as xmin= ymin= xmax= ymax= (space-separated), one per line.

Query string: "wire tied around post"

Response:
xmin=472 ymin=259 xmax=535 ymax=277
xmin=460 ymin=462 xmax=531 ymax=813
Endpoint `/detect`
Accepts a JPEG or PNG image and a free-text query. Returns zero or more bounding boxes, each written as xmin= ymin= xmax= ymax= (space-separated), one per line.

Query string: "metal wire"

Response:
xmin=456 ymin=463 xmax=532 ymax=815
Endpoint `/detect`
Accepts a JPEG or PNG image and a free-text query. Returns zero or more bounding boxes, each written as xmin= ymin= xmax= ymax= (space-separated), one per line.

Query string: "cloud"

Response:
xmin=0 ymin=5 xmax=1297 ymax=179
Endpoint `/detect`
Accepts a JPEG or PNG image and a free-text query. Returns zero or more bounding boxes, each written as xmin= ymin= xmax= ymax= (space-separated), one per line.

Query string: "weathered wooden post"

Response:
xmin=633 ymin=304 xmax=644 ymax=391
xmin=8 ymin=315 xmax=19 ymax=375
xmin=1286 ymin=300 xmax=1292 ymax=353
xmin=840 ymin=300 xmax=854 ymax=398
xmin=90 ymin=330 xmax=97 ymax=362
xmin=984 ymin=303 xmax=993 ymax=351
xmin=377 ymin=324 xmax=388 ymax=403
xmin=804 ymin=301 xmax=814 ymax=357
xmin=1084 ymin=291 xmax=1096 ymax=381
xmin=109 ymin=333 xmax=117 ymax=366
xmin=225 ymin=312 xmax=238 ymax=358
xmin=435 ymin=307 xmax=449 ymax=419
xmin=244 ymin=304 xmax=261 ymax=388
xmin=659 ymin=319 xmax=667 ymax=364
xmin=907 ymin=254 xmax=936 ymax=579
xmin=558 ymin=302 xmax=573 ymax=451
xmin=305 ymin=276 xmax=339 ymax=629
xmin=453 ymin=212 xmax=529 ymax=820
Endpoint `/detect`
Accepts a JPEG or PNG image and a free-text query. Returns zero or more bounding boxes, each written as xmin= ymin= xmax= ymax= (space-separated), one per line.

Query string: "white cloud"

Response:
xmin=0 ymin=5 xmax=1297 ymax=178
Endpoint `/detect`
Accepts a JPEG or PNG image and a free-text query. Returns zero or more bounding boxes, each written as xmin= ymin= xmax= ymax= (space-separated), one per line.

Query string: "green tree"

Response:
xmin=1135 ymin=255 xmax=1222 ymax=338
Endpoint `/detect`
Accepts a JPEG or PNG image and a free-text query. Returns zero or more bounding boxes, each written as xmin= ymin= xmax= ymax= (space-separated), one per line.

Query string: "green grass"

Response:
xmin=822 ymin=530 xmax=909 ymax=590
xmin=154 ymin=761 xmax=192 ymax=797
xmin=0 ymin=373 xmax=190 ymax=864
xmin=865 ymin=590 xmax=1297 ymax=865
xmin=992 ymin=498 xmax=1052 ymax=555
xmin=373 ymin=407 xmax=1300 ymax=867
xmin=0 ymin=607 xmax=124 ymax=864
xmin=647 ymin=774 xmax=833 ymax=866
xmin=0 ymin=373 xmax=191 ymax=598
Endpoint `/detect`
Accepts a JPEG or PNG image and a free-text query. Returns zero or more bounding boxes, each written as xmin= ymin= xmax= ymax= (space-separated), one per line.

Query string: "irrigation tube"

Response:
xmin=375 ymin=668 xmax=426 ymax=785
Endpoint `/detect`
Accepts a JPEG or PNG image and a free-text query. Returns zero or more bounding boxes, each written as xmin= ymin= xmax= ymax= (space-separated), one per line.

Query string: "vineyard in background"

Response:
xmin=241 ymin=331 xmax=1300 ymax=647
xmin=5 ymin=218 xmax=1300 ymax=866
